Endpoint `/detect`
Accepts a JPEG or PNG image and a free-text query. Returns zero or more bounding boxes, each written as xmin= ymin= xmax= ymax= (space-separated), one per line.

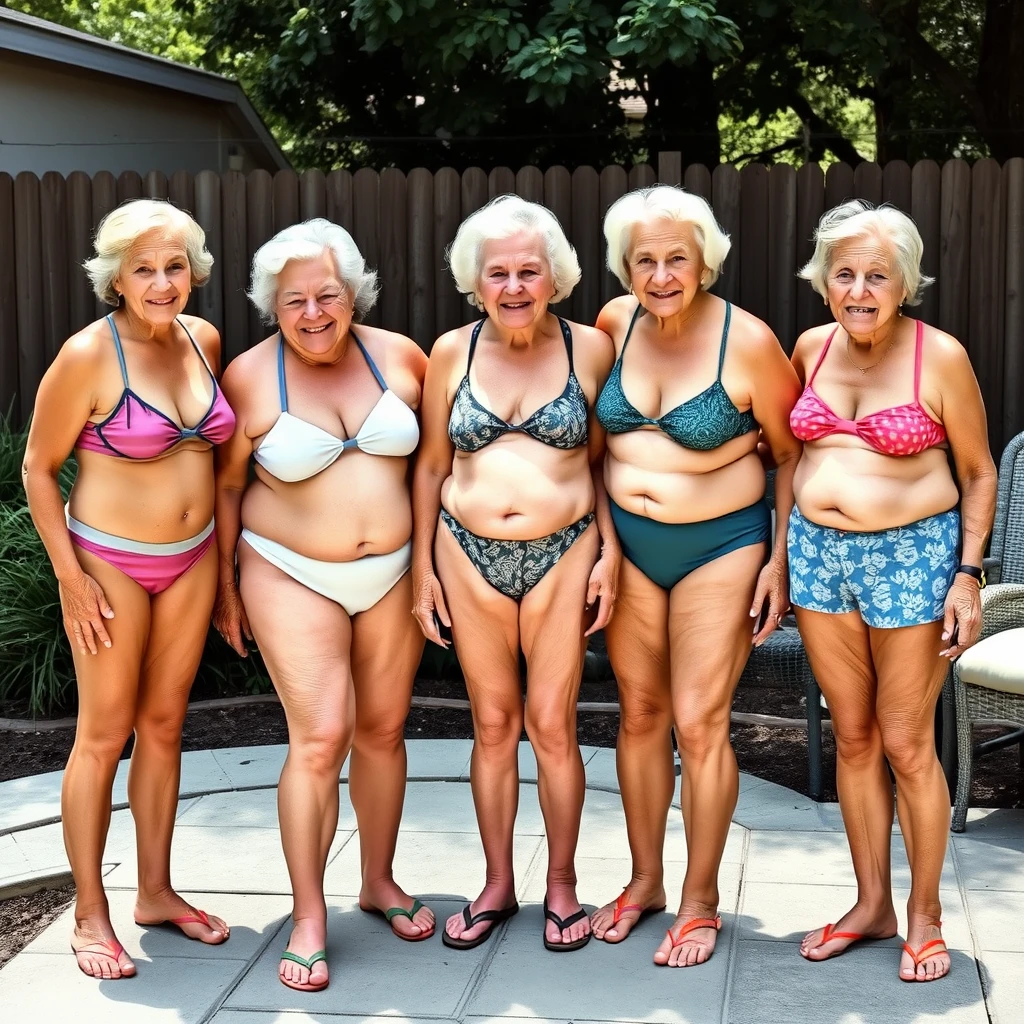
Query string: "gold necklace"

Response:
xmin=845 ymin=330 xmax=895 ymax=374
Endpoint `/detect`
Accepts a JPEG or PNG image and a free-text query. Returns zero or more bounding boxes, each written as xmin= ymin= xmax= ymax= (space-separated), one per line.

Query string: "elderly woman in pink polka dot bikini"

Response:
xmin=785 ymin=200 xmax=996 ymax=983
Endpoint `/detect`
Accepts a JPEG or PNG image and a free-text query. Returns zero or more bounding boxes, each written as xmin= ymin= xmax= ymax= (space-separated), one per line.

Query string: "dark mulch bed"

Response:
xmin=2 ymin=674 xmax=1021 ymax=971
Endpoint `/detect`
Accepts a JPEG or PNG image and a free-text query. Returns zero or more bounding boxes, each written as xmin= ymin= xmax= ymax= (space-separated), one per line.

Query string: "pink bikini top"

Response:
xmin=76 ymin=314 xmax=236 ymax=459
xmin=789 ymin=319 xmax=946 ymax=456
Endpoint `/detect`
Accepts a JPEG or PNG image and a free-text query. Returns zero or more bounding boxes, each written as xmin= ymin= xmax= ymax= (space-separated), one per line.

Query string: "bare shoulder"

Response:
xmin=921 ymin=322 xmax=970 ymax=369
xmin=791 ymin=322 xmax=836 ymax=368
xmin=724 ymin=303 xmax=782 ymax=356
xmin=54 ymin=317 xmax=121 ymax=379
xmin=221 ymin=334 xmax=277 ymax=391
xmin=595 ymin=295 xmax=635 ymax=343
xmin=563 ymin=318 xmax=615 ymax=372
xmin=428 ymin=324 xmax=473 ymax=367
xmin=178 ymin=314 xmax=222 ymax=362
xmin=355 ymin=325 xmax=428 ymax=375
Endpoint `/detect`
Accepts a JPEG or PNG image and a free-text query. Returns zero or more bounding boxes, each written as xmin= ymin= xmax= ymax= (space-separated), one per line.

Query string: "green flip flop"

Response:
xmin=360 ymin=898 xmax=435 ymax=942
xmin=279 ymin=949 xmax=329 ymax=992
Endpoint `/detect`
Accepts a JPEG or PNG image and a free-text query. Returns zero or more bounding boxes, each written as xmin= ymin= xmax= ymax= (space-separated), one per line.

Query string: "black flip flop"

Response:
xmin=543 ymin=899 xmax=592 ymax=952
xmin=441 ymin=901 xmax=519 ymax=950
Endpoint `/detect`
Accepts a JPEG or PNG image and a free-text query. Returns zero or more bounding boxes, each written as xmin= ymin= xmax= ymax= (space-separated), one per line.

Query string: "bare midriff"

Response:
xmin=442 ymin=438 xmax=593 ymax=540
xmin=68 ymin=444 xmax=215 ymax=541
xmin=242 ymin=453 xmax=412 ymax=562
xmin=603 ymin=428 xmax=763 ymax=523
xmin=794 ymin=439 xmax=958 ymax=531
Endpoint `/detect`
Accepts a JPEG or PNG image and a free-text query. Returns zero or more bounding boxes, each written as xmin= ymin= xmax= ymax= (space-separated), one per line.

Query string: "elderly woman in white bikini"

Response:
xmin=213 ymin=219 xmax=430 ymax=993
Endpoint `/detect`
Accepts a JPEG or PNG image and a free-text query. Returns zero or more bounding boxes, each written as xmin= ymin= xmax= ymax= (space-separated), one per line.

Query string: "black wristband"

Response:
xmin=956 ymin=564 xmax=985 ymax=587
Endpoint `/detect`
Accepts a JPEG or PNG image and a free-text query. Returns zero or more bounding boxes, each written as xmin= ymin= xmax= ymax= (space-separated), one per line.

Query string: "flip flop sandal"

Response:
xmin=802 ymin=921 xmax=869 ymax=961
xmin=603 ymin=888 xmax=666 ymax=940
xmin=134 ymin=907 xmax=228 ymax=944
xmin=362 ymin=899 xmax=435 ymax=942
xmin=543 ymin=899 xmax=592 ymax=952
xmin=70 ymin=937 xmax=135 ymax=979
xmin=661 ymin=914 xmax=722 ymax=967
xmin=441 ymin=902 xmax=519 ymax=950
xmin=279 ymin=949 xmax=329 ymax=992
xmin=900 ymin=937 xmax=949 ymax=982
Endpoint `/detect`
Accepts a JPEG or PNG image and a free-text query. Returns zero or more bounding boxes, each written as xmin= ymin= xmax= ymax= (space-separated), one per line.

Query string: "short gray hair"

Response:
xmin=603 ymin=185 xmax=731 ymax=291
xmin=248 ymin=218 xmax=379 ymax=324
xmin=84 ymin=199 xmax=213 ymax=306
xmin=447 ymin=195 xmax=581 ymax=309
xmin=799 ymin=200 xmax=934 ymax=305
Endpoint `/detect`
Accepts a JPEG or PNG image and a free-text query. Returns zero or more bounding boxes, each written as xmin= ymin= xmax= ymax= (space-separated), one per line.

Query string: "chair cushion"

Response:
xmin=958 ymin=629 xmax=1024 ymax=694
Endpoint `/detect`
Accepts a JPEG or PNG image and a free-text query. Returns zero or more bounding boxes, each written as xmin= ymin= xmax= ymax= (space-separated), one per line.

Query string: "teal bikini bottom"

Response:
xmin=609 ymin=498 xmax=771 ymax=591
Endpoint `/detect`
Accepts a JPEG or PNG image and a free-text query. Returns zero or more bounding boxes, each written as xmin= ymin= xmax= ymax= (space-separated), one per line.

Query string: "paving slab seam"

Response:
xmin=948 ymin=834 xmax=995 ymax=1021
xmin=449 ymin=914 xmax=520 ymax=1023
xmin=718 ymin=824 xmax=750 ymax=1024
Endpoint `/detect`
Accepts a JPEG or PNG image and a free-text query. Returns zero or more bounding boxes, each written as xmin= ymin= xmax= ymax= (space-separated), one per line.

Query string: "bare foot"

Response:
xmin=899 ymin=919 xmax=950 ymax=982
xmin=800 ymin=904 xmax=898 ymax=961
xmin=591 ymin=882 xmax=667 ymax=944
xmin=71 ymin=922 xmax=136 ymax=980
xmin=279 ymin=918 xmax=329 ymax=992
xmin=134 ymin=889 xmax=229 ymax=944
xmin=654 ymin=906 xmax=722 ymax=968
xmin=444 ymin=882 xmax=517 ymax=945
xmin=359 ymin=880 xmax=435 ymax=940
xmin=543 ymin=882 xmax=590 ymax=947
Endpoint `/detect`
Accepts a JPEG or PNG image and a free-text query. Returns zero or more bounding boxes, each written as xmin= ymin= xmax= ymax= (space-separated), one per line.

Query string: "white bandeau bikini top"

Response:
xmin=254 ymin=332 xmax=420 ymax=483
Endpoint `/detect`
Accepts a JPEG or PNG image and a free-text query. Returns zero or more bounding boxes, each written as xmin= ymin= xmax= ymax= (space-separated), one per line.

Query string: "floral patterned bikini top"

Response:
xmin=789 ymin=319 xmax=947 ymax=456
xmin=447 ymin=317 xmax=589 ymax=453
xmin=595 ymin=302 xmax=757 ymax=451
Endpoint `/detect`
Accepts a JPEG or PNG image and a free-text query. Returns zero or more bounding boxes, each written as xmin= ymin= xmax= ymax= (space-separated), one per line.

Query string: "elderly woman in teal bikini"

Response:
xmin=214 ymin=219 xmax=430 ymax=993
xmin=413 ymin=195 xmax=617 ymax=953
xmin=589 ymin=186 xmax=802 ymax=967
xmin=789 ymin=201 xmax=996 ymax=982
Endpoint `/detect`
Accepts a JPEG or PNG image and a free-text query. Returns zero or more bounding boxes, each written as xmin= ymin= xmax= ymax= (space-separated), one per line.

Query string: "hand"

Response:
xmin=213 ymin=581 xmax=253 ymax=657
xmin=59 ymin=573 xmax=114 ymax=655
xmin=584 ymin=548 xmax=620 ymax=637
xmin=413 ymin=568 xmax=451 ymax=648
xmin=940 ymin=574 xmax=982 ymax=658
xmin=750 ymin=555 xmax=790 ymax=646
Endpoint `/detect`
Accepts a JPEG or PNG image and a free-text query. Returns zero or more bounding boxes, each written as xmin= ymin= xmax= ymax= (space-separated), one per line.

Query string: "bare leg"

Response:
xmin=591 ymin=558 xmax=672 ymax=942
xmin=62 ymin=546 xmax=148 ymax=979
xmin=520 ymin=522 xmax=600 ymax=947
xmin=796 ymin=607 xmax=898 ymax=960
xmin=131 ymin=542 xmax=228 ymax=943
xmin=239 ymin=541 xmax=355 ymax=991
xmin=350 ymin=572 xmax=434 ymax=939
xmin=873 ymin=622 xmax=952 ymax=981
xmin=654 ymin=542 xmax=765 ymax=968
xmin=435 ymin=521 xmax=523 ymax=945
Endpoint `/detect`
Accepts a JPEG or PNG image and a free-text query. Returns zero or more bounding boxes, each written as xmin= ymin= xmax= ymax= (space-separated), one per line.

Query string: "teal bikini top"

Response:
xmin=595 ymin=302 xmax=757 ymax=451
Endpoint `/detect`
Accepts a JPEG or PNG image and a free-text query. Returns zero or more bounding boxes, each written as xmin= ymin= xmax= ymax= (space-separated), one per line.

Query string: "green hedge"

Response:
xmin=0 ymin=419 xmax=459 ymax=718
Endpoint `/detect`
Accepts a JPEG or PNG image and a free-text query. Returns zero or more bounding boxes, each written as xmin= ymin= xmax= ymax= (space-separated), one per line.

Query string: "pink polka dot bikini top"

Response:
xmin=789 ymin=319 xmax=946 ymax=456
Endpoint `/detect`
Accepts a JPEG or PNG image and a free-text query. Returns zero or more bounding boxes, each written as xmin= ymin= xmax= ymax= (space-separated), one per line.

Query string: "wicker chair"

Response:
xmin=943 ymin=429 xmax=1024 ymax=832
xmin=737 ymin=471 xmax=825 ymax=800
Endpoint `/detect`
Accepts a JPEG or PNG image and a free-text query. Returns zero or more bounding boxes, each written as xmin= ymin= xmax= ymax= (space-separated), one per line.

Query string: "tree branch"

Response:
xmin=788 ymin=93 xmax=866 ymax=166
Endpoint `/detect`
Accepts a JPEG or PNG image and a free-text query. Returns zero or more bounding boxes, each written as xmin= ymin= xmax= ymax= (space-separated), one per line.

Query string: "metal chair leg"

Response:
xmin=805 ymin=670 xmax=824 ymax=801
xmin=952 ymin=670 xmax=972 ymax=833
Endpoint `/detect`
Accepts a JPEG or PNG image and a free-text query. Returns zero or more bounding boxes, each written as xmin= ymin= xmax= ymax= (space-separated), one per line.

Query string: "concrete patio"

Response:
xmin=1 ymin=739 xmax=1021 ymax=1024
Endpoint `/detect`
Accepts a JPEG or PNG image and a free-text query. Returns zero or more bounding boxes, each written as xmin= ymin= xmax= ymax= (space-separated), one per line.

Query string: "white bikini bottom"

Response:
xmin=240 ymin=529 xmax=410 ymax=616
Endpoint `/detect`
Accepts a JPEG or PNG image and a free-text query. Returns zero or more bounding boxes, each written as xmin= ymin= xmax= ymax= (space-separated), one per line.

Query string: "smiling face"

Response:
xmin=826 ymin=233 xmax=906 ymax=339
xmin=627 ymin=218 xmax=706 ymax=317
xmin=114 ymin=229 xmax=191 ymax=324
xmin=476 ymin=231 xmax=556 ymax=330
xmin=275 ymin=252 xmax=353 ymax=363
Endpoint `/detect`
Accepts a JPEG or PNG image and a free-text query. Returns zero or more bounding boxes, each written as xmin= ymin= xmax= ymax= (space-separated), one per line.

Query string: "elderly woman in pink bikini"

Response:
xmin=788 ymin=200 xmax=996 ymax=982
xmin=23 ymin=199 xmax=233 ymax=979
xmin=214 ymin=218 xmax=430 ymax=993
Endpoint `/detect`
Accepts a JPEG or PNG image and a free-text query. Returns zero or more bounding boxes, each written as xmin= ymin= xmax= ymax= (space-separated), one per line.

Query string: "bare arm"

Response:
xmin=933 ymin=338 xmax=998 ymax=657
xmin=212 ymin=355 xmax=257 ymax=656
xmin=21 ymin=335 xmax=114 ymax=654
xmin=411 ymin=332 xmax=459 ymax=647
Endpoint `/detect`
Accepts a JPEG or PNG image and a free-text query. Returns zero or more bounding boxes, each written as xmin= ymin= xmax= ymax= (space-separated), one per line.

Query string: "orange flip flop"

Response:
xmin=660 ymin=914 xmax=722 ymax=966
xmin=802 ymin=921 xmax=867 ymax=961
xmin=900 ymin=937 xmax=949 ymax=982
xmin=70 ymin=937 xmax=135 ymax=979
xmin=134 ymin=907 xmax=228 ymax=944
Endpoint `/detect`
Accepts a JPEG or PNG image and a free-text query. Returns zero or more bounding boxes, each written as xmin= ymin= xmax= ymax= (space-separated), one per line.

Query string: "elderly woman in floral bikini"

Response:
xmin=788 ymin=200 xmax=996 ymax=982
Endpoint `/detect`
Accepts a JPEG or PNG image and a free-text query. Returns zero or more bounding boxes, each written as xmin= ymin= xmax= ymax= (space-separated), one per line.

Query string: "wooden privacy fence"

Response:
xmin=2 ymin=154 xmax=1022 ymax=451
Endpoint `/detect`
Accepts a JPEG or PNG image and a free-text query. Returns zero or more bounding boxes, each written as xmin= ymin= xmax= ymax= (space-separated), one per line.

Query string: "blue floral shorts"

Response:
xmin=787 ymin=505 xmax=960 ymax=628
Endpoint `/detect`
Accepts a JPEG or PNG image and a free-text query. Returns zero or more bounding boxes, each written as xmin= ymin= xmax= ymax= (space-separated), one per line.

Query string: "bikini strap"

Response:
xmin=557 ymin=317 xmax=575 ymax=372
xmin=716 ymin=302 xmax=733 ymax=378
xmin=176 ymin=317 xmax=217 ymax=381
xmin=276 ymin=333 xmax=288 ymax=412
xmin=912 ymin=318 xmax=924 ymax=400
xmin=351 ymin=330 xmax=388 ymax=392
xmin=466 ymin=318 xmax=486 ymax=372
xmin=807 ymin=326 xmax=840 ymax=386
xmin=619 ymin=303 xmax=644 ymax=358
xmin=105 ymin=314 xmax=130 ymax=387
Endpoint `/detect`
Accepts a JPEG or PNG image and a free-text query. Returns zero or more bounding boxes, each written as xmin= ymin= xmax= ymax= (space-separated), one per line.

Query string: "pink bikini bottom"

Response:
xmin=66 ymin=510 xmax=215 ymax=595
